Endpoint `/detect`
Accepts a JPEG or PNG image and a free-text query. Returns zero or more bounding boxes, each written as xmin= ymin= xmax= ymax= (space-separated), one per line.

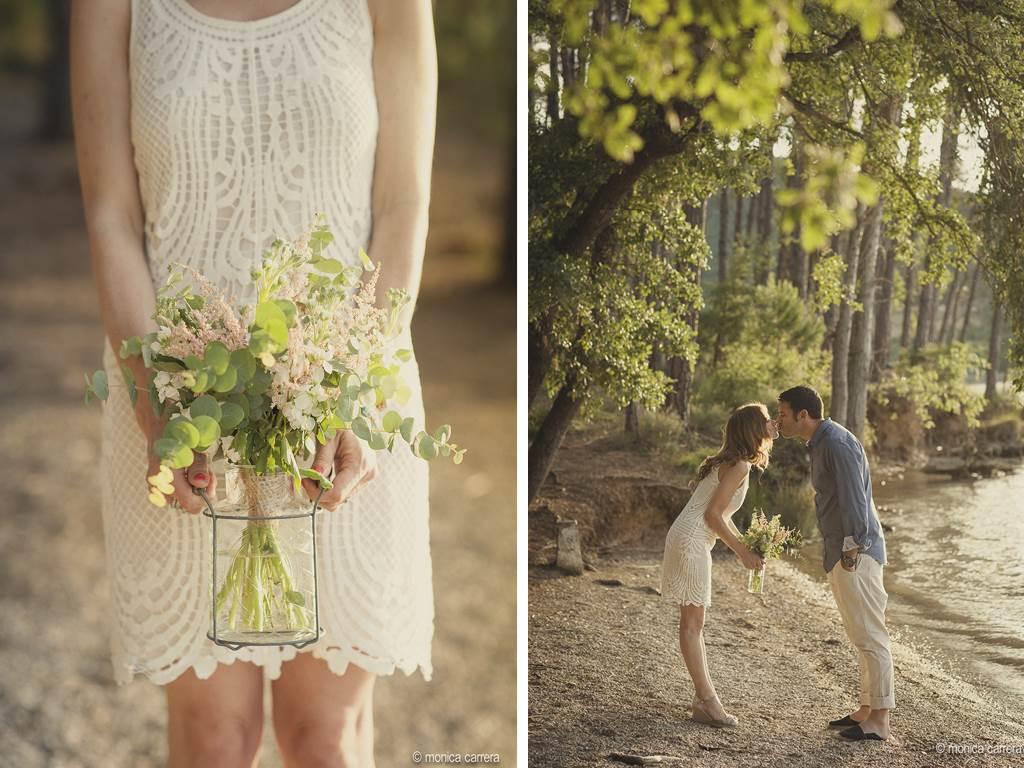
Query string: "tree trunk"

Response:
xmin=624 ymin=401 xmax=640 ymax=435
xmin=756 ymin=175 xmax=774 ymax=284
xmin=830 ymin=204 xmax=866 ymax=424
xmin=667 ymin=201 xmax=706 ymax=421
xmin=959 ymin=264 xmax=980 ymax=342
xmin=913 ymin=105 xmax=960 ymax=355
xmin=546 ymin=39 xmax=560 ymax=123
xmin=733 ymin=195 xmax=744 ymax=249
xmin=937 ymin=269 xmax=961 ymax=344
xmin=900 ymin=261 xmax=916 ymax=351
xmin=871 ymin=240 xmax=897 ymax=381
xmin=528 ymin=380 xmax=583 ymax=504
xmin=718 ymin=189 xmax=730 ymax=283
xmin=528 ymin=317 xmax=554 ymax=409
xmin=986 ymin=301 xmax=1003 ymax=402
xmin=847 ymin=199 xmax=886 ymax=439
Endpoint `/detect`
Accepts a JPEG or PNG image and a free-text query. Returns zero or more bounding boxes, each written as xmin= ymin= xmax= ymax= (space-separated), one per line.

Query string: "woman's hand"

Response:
xmin=736 ymin=543 xmax=765 ymax=571
xmin=146 ymin=439 xmax=215 ymax=514
xmin=301 ymin=430 xmax=380 ymax=511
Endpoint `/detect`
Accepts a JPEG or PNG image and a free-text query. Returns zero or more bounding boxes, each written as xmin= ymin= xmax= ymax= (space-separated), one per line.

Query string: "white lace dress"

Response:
xmin=98 ymin=0 xmax=433 ymax=685
xmin=660 ymin=465 xmax=749 ymax=607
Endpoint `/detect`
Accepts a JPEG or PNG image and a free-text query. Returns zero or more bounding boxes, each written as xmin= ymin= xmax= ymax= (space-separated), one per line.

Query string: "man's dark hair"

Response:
xmin=778 ymin=385 xmax=824 ymax=420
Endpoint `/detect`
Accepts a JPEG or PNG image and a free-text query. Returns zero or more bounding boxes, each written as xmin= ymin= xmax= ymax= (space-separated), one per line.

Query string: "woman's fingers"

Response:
xmin=301 ymin=435 xmax=340 ymax=503
xmin=319 ymin=431 xmax=379 ymax=511
xmin=173 ymin=453 xmax=214 ymax=514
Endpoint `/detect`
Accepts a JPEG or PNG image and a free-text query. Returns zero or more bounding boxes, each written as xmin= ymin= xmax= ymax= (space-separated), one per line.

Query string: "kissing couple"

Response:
xmin=659 ymin=385 xmax=894 ymax=741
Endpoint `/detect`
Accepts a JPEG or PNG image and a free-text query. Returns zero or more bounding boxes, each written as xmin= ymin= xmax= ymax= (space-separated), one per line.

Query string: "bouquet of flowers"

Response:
xmin=739 ymin=508 xmax=802 ymax=594
xmin=87 ymin=215 xmax=463 ymax=642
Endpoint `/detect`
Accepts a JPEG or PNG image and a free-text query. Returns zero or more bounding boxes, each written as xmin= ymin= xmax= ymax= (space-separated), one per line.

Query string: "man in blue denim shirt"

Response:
xmin=777 ymin=386 xmax=894 ymax=742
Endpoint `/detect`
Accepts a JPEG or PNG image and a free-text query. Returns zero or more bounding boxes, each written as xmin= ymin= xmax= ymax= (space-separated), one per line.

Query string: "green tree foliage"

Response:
xmin=698 ymin=278 xmax=830 ymax=408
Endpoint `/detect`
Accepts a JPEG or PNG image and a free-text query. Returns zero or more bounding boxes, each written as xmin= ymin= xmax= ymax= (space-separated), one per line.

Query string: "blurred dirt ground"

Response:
xmin=0 ymin=78 xmax=516 ymax=767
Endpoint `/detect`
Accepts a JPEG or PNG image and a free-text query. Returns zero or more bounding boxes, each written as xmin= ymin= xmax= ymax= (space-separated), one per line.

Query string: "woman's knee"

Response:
xmin=176 ymin=710 xmax=262 ymax=768
xmin=679 ymin=609 xmax=705 ymax=636
xmin=277 ymin=707 xmax=369 ymax=768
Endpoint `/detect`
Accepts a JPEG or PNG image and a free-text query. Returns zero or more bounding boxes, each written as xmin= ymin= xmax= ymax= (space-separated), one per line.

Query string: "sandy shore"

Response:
xmin=528 ymin=550 xmax=1024 ymax=767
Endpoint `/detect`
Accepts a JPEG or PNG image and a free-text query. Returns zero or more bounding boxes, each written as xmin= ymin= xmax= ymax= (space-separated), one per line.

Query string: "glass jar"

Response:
xmin=199 ymin=466 xmax=321 ymax=650
xmin=747 ymin=563 xmax=767 ymax=594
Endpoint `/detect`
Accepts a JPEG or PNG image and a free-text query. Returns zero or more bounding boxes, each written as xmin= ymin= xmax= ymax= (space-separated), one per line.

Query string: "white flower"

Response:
xmin=220 ymin=435 xmax=241 ymax=463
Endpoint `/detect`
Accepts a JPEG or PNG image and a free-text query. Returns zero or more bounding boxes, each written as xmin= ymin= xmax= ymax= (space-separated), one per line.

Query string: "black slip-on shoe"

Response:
xmin=838 ymin=725 xmax=886 ymax=741
xmin=828 ymin=715 xmax=861 ymax=728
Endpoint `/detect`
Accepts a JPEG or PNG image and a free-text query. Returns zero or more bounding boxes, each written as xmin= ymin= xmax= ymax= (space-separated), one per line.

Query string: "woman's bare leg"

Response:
xmin=271 ymin=652 xmax=377 ymax=768
xmin=165 ymin=661 xmax=264 ymax=768
xmin=678 ymin=604 xmax=713 ymax=698
xmin=678 ymin=604 xmax=731 ymax=719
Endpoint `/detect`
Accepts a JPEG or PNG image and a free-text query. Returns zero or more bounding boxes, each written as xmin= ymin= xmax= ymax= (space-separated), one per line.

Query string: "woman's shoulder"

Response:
xmin=715 ymin=459 xmax=750 ymax=484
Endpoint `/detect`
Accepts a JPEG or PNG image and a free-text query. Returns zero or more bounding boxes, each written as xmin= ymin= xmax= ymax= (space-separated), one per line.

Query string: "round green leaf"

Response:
xmin=204 ymin=341 xmax=230 ymax=375
xmin=335 ymin=398 xmax=358 ymax=422
xmin=166 ymin=419 xmax=200 ymax=449
xmin=368 ymin=431 xmax=387 ymax=451
xmin=191 ymin=415 xmax=221 ymax=450
xmin=190 ymin=394 xmax=222 ymax=421
xmin=417 ymin=435 xmax=437 ymax=460
xmin=219 ymin=402 xmax=245 ymax=432
xmin=382 ymin=410 xmax=403 ymax=433
xmin=400 ymin=417 xmax=415 ymax=443
xmin=230 ymin=348 xmax=256 ymax=383
xmin=351 ymin=416 xmax=371 ymax=442
xmin=213 ymin=367 xmax=238 ymax=393
xmin=154 ymin=438 xmax=193 ymax=469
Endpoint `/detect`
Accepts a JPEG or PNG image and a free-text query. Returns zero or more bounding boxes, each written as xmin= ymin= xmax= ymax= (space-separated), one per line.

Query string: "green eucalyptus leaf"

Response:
xmin=382 ymin=411 xmax=403 ymax=433
xmin=190 ymin=394 xmax=222 ymax=421
xmin=218 ymin=402 xmax=245 ymax=432
xmin=166 ymin=418 xmax=200 ymax=449
xmin=213 ymin=367 xmax=238 ymax=393
xmin=274 ymin=299 xmax=297 ymax=327
xmin=417 ymin=434 xmax=437 ymax=460
xmin=90 ymin=371 xmax=109 ymax=401
xmin=204 ymin=341 xmax=230 ymax=375
xmin=154 ymin=438 xmax=193 ymax=469
xmin=351 ymin=416 xmax=372 ymax=442
xmin=230 ymin=348 xmax=256 ymax=383
xmin=191 ymin=415 xmax=221 ymax=450
xmin=400 ymin=417 xmax=415 ymax=443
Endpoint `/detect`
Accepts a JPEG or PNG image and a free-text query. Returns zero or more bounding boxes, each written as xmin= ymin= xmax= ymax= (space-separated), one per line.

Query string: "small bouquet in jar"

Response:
xmin=87 ymin=215 xmax=463 ymax=645
xmin=739 ymin=508 xmax=802 ymax=594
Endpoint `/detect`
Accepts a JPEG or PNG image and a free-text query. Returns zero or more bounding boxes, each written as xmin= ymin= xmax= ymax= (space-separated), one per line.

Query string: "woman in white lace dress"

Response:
xmin=71 ymin=1 xmax=436 ymax=764
xmin=660 ymin=403 xmax=777 ymax=728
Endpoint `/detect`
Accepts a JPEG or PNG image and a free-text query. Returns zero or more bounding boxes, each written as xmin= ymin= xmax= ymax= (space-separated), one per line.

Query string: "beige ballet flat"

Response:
xmin=691 ymin=694 xmax=739 ymax=728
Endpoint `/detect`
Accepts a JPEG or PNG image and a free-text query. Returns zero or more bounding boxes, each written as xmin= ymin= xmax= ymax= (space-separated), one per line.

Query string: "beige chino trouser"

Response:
xmin=828 ymin=553 xmax=896 ymax=710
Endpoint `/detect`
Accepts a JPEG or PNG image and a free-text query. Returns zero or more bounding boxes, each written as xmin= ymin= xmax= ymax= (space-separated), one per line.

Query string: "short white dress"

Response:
xmin=660 ymin=465 xmax=749 ymax=607
xmin=98 ymin=0 xmax=434 ymax=685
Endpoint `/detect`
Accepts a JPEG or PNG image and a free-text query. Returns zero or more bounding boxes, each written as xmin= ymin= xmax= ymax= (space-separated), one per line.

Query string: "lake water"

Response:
xmin=796 ymin=467 xmax=1024 ymax=699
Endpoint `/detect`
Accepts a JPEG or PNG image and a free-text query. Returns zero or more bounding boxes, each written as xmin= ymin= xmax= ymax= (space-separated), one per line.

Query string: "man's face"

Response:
xmin=776 ymin=401 xmax=799 ymax=439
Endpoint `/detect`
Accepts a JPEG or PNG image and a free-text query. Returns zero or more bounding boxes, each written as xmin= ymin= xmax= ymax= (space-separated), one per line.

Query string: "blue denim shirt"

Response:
xmin=807 ymin=419 xmax=887 ymax=573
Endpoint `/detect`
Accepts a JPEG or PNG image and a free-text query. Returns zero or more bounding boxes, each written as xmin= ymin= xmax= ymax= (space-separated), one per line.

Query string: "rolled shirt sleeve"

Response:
xmin=829 ymin=441 xmax=874 ymax=552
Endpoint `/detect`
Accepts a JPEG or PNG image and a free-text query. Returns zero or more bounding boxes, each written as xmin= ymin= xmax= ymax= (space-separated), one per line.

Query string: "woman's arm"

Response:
xmin=702 ymin=462 xmax=750 ymax=554
xmin=70 ymin=0 xmax=158 ymax=437
xmin=365 ymin=0 xmax=437 ymax=332
xmin=72 ymin=1 xmax=214 ymax=509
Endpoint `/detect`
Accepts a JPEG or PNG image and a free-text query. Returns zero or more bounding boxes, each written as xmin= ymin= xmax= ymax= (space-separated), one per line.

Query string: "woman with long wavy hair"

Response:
xmin=660 ymin=402 xmax=778 ymax=728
